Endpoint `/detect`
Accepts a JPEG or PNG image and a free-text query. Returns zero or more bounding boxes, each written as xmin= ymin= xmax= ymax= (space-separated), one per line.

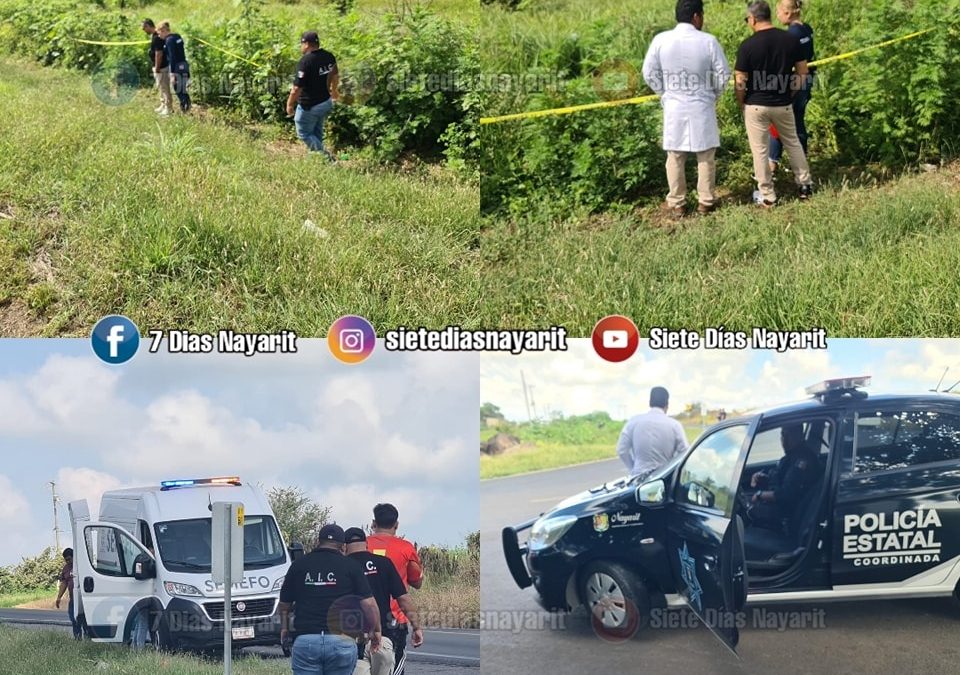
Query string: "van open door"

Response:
xmin=69 ymin=500 xmax=156 ymax=643
xmin=665 ymin=421 xmax=755 ymax=654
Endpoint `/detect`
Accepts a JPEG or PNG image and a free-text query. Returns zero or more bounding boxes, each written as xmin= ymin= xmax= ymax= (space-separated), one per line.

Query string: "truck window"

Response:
xmin=854 ymin=410 xmax=960 ymax=473
xmin=676 ymin=424 xmax=747 ymax=517
xmin=154 ymin=516 xmax=286 ymax=573
xmin=84 ymin=526 xmax=143 ymax=577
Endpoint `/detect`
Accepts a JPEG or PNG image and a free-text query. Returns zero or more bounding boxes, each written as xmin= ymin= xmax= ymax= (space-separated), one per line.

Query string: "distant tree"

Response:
xmin=480 ymin=402 xmax=505 ymax=423
xmin=267 ymin=486 xmax=332 ymax=550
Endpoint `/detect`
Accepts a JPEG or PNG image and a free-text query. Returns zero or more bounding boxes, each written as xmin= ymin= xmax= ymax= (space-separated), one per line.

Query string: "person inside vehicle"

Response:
xmin=748 ymin=424 xmax=819 ymax=533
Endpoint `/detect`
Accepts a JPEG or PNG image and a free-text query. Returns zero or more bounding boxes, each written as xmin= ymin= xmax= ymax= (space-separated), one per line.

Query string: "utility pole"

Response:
xmin=49 ymin=481 xmax=61 ymax=553
xmin=529 ymin=385 xmax=538 ymax=421
xmin=520 ymin=370 xmax=532 ymax=423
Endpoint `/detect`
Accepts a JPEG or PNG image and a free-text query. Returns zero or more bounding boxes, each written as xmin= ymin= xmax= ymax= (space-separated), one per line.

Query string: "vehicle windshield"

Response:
xmin=154 ymin=516 xmax=286 ymax=573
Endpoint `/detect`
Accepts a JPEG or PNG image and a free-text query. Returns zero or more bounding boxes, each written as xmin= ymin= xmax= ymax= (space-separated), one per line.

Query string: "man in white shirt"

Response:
xmin=617 ymin=387 xmax=690 ymax=479
xmin=642 ymin=0 xmax=731 ymax=217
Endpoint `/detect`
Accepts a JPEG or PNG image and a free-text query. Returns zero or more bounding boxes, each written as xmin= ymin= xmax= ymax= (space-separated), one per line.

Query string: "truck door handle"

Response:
xmin=84 ymin=577 xmax=94 ymax=593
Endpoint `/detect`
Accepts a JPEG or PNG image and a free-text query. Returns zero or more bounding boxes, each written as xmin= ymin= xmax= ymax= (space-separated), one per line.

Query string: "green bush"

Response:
xmin=0 ymin=548 xmax=63 ymax=594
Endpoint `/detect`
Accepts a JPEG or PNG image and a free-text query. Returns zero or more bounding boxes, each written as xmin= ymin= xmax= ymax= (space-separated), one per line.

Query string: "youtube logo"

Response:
xmin=591 ymin=315 xmax=640 ymax=363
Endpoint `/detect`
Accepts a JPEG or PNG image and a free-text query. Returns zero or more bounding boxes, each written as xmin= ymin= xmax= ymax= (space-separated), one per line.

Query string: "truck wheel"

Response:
xmin=151 ymin=612 xmax=173 ymax=651
xmin=578 ymin=560 xmax=650 ymax=642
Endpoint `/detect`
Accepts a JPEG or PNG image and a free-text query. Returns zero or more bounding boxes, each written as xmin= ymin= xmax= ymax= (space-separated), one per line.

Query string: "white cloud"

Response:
xmin=55 ymin=467 xmax=125 ymax=519
xmin=0 ymin=474 xmax=31 ymax=523
xmin=311 ymin=483 xmax=431 ymax=541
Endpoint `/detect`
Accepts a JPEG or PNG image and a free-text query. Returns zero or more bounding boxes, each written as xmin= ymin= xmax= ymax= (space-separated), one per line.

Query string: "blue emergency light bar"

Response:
xmin=805 ymin=376 xmax=872 ymax=398
xmin=160 ymin=476 xmax=242 ymax=491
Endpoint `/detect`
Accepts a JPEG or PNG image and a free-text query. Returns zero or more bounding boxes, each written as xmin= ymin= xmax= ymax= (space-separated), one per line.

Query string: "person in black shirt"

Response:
xmin=769 ymin=0 xmax=815 ymax=171
xmin=279 ymin=524 xmax=381 ymax=675
xmin=141 ymin=19 xmax=172 ymax=115
xmin=735 ymin=1 xmax=813 ymax=206
xmin=286 ymin=30 xmax=339 ymax=160
xmin=344 ymin=528 xmax=423 ymax=675
xmin=749 ymin=424 xmax=820 ymax=533
xmin=157 ymin=20 xmax=191 ymax=113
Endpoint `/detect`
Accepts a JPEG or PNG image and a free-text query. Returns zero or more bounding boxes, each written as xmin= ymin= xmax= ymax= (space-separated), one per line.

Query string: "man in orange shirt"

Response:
xmin=366 ymin=504 xmax=424 ymax=675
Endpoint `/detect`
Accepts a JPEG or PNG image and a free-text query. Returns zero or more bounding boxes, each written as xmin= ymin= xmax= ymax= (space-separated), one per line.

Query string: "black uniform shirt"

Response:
xmin=280 ymin=548 xmax=373 ymax=635
xmin=735 ymin=28 xmax=805 ymax=106
xmin=149 ymin=33 xmax=168 ymax=70
xmin=294 ymin=48 xmax=337 ymax=109
xmin=164 ymin=33 xmax=189 ymax=73
xmin=772 ymin=449 xmax=819 ymax=513
xmin=348 ymin=551 xmax=408 ymax=630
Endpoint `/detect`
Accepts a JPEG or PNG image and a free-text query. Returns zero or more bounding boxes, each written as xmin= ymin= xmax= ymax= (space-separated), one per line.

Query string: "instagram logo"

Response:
xmin=328 ymin=315 xmax=376 ymax=364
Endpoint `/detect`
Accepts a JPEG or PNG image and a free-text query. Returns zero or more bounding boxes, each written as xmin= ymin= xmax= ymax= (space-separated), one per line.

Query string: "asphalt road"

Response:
xmin=482 ymin=459 xmax=960 ymax=675
xmin=0 ymin=608 xmax=478 ymax=669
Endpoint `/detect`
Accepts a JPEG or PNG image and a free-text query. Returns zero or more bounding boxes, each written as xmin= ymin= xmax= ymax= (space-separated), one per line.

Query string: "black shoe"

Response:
xmin=799 ymin=185 xmax=813 ymax=200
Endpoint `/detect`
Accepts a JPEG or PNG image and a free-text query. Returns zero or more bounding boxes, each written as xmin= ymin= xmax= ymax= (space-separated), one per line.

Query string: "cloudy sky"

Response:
xmin=481 ymin=339 xmax=960 ymax=422
xmin=0 ymin=341 xmax=478 ymax=566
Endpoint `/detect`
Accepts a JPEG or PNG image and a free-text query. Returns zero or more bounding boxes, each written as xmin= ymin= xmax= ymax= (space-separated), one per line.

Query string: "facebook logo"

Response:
xmin=90 ymin=315 xmax=140 ymax=364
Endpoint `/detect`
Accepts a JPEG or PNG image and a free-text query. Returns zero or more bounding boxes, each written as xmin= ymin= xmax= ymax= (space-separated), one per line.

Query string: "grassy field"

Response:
xmin=0 ymin=588 xmax=56 ymax=609
xmin=480 ymin=415 xmax=704 ymax=479
xmin=0 ymin=58 xmax=479 ymax=335
xmin=0 ymin=626 xmax=290 ymax=674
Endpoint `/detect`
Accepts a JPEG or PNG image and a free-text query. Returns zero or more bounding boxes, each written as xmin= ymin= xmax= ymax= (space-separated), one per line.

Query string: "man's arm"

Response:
xmin=734 ymin=71 xmax=748 ymax=111
xmin=396 ymin=594 xmax=424 ymax=647
xmin=674 ymin=420 xmax=690 ymax=458
xmin=791 ymin=60 xmax=809 ymax=97
xmin=328 ymin=64 xmax=340 ymax=102
xmin=55 ymin=578 xmax=66 ymax=608
xmin=286 ymin=85 xmax=301 ymax=117
xmin=360 ymin=597 xmax=382 ymax=651
xmin=407 ymin=546 xmax=424 ymax=590
xmin=641 ymin=38 xmax=664 ymax=96
xmin=615 ymin=421 xmax=634 ymax=473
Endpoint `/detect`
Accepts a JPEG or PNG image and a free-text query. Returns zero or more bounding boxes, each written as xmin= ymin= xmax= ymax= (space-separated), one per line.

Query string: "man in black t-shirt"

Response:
xmin=344 ymin=528 xmax=423 ymax=675
xmin=286 ymin=30 xmax=339 ymax=160
xmin=734 ymin=1 xmax=813 ymax=206
xmin=141 ymin=19 xmax=172 ymax=115
xmin=279 ymin=524 xmax=382 ymax=675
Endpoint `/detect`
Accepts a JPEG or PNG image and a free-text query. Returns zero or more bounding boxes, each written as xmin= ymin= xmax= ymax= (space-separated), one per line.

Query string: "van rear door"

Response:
xmin=70 ymin=501 xmax=155 ymax=642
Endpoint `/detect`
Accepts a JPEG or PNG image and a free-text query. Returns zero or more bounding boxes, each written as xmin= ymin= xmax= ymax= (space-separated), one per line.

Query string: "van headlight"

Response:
xmin=272 ymin=577 xmax=284 ymax=592
xmin=164 ymin=581 xmax=203 ymax=597
xmin=528 ymin=515 xmax=578 ymax=551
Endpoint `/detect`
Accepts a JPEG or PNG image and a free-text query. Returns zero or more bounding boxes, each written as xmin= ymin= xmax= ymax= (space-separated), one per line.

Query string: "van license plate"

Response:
xmin=232 ymin=627 xmax=255 ymax=640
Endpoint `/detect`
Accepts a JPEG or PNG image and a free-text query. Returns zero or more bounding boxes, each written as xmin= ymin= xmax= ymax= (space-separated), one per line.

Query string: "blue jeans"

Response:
xmin=67 ymin=595 xmax=81 ymax=639
xmin=294 ymin=99 xmax=334 ymax=158
xmin=770 ymin=76 xmax=813 ymax=163
xmin=291 ymin=633 xmax=358 ymax=675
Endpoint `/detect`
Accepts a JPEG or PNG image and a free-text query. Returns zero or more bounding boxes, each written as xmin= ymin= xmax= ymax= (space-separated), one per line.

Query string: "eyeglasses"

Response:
xmin=744 ymin=16 xmax=751 ymax=23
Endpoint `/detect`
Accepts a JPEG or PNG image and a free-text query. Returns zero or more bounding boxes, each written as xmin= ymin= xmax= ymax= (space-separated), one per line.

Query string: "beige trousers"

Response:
xmin=665 ymin=149 xmax=717 ymax=208
xmin=353 ymin=636 xmax=395 ymax=675
xmin=744 ymin=104 xmax=812 ymax=203
xmin=154 ymin=67 xmax=172 ymax=111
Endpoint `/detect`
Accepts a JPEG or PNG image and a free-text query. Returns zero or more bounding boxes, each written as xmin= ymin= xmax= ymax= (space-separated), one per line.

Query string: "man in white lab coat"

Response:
xmin=642 ymin=0 xmax=731 ymax=217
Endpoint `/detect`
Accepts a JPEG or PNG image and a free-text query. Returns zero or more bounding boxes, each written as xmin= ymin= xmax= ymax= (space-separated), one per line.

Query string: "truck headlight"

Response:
xmin=528 ymin=515 xmax=578 ymax=551
xmin=272 ymin=577 xmax=284 ymax=592
xmin=164 ymin=581 xmax=203 ymax=597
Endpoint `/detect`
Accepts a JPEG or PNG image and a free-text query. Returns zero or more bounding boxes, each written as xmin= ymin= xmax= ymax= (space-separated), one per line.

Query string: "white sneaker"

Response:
xmin=158 ymin=107 xmax=171 ymax=117
xmin=155 ymin=105 xmax=165 ymax=113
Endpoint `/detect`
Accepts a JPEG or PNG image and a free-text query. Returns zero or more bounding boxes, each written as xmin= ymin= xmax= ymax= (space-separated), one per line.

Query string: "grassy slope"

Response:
xmin=0 ymin=59 xmax=479 ymax=335
xmin=480 ymin=165 xmax=960 ymax=334
xmin=480 ymin=423 xmax=703 ymax=479
xmin=0 ymin=588 xmax=57 ymax=609
xmin=0 ymin=626 xmax=288 ymax=674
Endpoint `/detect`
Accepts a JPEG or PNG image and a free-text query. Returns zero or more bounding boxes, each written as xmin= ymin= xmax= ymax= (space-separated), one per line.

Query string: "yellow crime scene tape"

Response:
xmin=70 ymin=35 xmax=267 ymax=69
xmin=480 ymin=27 xmax=935 ymax=125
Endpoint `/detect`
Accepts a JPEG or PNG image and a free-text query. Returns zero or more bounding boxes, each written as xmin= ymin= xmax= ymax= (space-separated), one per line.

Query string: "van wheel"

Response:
xmin=578 ymin=561 xmax=650 ymax=642
xmin=151 ymin=612 xmax=173 ymax=651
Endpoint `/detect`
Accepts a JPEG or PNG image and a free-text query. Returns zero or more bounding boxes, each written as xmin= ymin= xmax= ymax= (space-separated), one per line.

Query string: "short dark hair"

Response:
xmin=373 ymin=503 xmax=399 ymax=529
xmin=650 ymin=386 xmax=670 ymax=409
xmin=63 ymin=548 xmax=73 ymax=559
xmin=676 ymin=0 xmax=704 ymax=24
xmin=747 ymin=1 xmax=772 ymax=22
xmin=142 ymin=18 xmax=155 ymax=28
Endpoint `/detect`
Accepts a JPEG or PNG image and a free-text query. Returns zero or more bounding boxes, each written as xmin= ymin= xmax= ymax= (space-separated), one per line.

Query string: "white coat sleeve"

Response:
xmin=711 ymin=37 xmax=731 ymax=97
xmin=616 ymin=421 xmax=635 ymax=473
xmin=674 ymin=420 xmax=690 ymax=458
xmin=642 ymin=37 xmax=664 ymax=96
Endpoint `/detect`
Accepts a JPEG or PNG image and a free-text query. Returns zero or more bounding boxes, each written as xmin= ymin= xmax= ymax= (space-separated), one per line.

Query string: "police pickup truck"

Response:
xmin=502 ymin=377 xmax=960 ymax=651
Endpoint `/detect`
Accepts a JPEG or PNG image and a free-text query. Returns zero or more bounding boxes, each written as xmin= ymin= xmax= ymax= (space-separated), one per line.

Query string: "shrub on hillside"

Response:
xmin=0 ymin=548 xmax=62 ymax=594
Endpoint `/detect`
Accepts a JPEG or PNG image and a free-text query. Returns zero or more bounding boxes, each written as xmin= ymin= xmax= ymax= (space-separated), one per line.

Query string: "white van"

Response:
xmin=68 ymin=476 xmax=294 ymax=650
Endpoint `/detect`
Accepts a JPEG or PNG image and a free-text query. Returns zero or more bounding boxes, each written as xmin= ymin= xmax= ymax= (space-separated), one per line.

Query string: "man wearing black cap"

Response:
xmin=344 ymin=528 xmax=424 ymax=675
xmin=279 ymin=524 xmax=382 ymax=675
xmin=616 ymin=386 xmax=690 ymax=479
xmin=285 ymin=30 xmax=339 ymax=159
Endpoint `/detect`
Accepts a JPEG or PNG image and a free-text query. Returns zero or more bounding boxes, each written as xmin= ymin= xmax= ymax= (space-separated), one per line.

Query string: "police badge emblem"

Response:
xmin=593 ymin=513 xmax=610 ymax=533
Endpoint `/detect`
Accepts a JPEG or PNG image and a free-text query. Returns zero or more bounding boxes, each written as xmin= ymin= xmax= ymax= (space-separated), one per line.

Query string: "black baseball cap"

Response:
xmin=344 ymin=527 xmax=366 ymax=544
xmin=318 ymin=524 xmax=345 ymax=543
xmin=300 ymin=31 xmax=319 ymax=45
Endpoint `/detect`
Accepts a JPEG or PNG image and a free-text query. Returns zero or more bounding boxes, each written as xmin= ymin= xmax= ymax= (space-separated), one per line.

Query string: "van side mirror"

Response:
xmin=687 ymin=481 xmax=716 ymax=508
xmin=288 ymin=542 xmax=305 ymax=561
xmin=133 ymin=553 xmax=156 ymax=581
xmin=635 ymin=479 xmax=665 ymax=505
